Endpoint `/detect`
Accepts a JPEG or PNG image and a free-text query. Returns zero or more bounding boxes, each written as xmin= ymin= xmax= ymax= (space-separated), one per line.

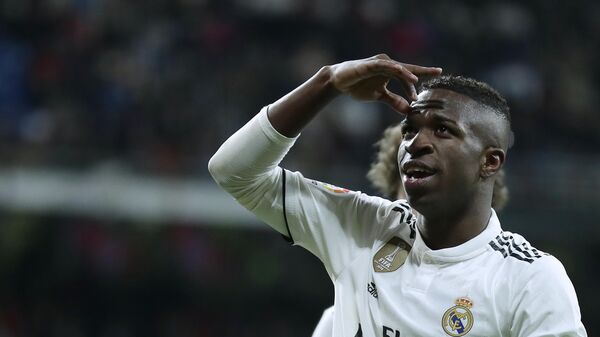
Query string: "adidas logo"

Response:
xmin=368 ymin=282 xmax=378 ymax=298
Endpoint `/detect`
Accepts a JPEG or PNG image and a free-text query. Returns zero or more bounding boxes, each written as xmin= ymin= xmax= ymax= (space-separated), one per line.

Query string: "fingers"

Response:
xmin=401 ymin=80 xmax=418 ymax=101
xmin=367 ymin=59 xmax=418 ymax=83
xmin=369 ymin=58 xmax=442 ymax=81
xmin=402 ymin=63 xmax=443 ymax=76
xmin=338 ymin=55 xmax=442 ymax=107
xmin=379 ymin=89 xmax=411 ymax=114
xmin=366 ymin=58 xmax=441 ymax=101
xmin=365 ymin=59 xmax=418 ymax=100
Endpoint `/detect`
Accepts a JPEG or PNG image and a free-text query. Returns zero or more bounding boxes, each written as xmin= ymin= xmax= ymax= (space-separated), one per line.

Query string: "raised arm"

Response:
xmin=268 ymin=54 xmax=442 ymax=137
xmin=208 ymin=55 xmax=439 ymax=273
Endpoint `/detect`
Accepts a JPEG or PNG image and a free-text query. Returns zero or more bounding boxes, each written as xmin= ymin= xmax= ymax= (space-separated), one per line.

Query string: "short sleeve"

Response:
xmin=510 ymin=256 xmax=587 ymax=337
xmin=283 ymin=170 xmax=414 ymax=278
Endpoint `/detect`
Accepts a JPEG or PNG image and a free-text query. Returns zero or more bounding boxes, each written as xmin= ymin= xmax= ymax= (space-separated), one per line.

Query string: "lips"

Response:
xmin=401 ymin=160 xmax=437 ymax=190
xmin=401 ymin=161 xmax=437 ymax=178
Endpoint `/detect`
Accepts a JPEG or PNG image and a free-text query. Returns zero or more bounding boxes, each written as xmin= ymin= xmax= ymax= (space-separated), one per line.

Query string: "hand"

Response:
xmin=328 ymin=54 xmax=442 ymax=113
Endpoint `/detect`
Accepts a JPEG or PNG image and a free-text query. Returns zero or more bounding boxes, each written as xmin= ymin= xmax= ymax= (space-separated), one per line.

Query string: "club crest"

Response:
xmin=372 ymin=237 xmax=411 ymax=272
xmin=442 ymin=297 xmax=475 ymax=336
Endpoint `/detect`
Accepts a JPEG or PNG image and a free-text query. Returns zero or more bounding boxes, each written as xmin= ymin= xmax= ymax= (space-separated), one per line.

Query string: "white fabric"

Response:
xmin=312 ymin=307 xmax=335 ymax=337
xmin=208 ymin=107 xmax=587 ymax=337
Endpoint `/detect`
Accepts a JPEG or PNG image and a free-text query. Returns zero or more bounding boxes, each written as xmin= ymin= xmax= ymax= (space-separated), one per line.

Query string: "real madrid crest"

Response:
xmin=442 ymin=297 xmax=475 ymax=336
xmin=372 ymin=237 xmax=411 ymax=273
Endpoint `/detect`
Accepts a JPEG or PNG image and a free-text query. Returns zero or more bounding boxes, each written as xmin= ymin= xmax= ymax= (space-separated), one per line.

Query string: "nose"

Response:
xmin=405 ymin=131 xmax=434 ymax=158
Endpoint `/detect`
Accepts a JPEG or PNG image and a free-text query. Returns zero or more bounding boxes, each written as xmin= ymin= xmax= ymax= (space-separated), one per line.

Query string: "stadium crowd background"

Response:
xmin=0 ymin=0 xmax=598 ymax=336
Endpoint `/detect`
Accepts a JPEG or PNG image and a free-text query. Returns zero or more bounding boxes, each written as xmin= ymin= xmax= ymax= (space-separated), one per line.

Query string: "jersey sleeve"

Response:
xmin=208 ymin=106 xmax=298 ymax=237
xmin=510 ymin=256 xmax=587 ymax=337
xmin=284 ymin=171 xmax=413 ymax=277
xmin=208 ymin=107 xmax=414 ymax=278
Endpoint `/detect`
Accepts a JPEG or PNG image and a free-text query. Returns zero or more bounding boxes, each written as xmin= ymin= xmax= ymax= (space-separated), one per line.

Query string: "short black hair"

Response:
xmin=420 ymin=75 xmax=511 ymax=124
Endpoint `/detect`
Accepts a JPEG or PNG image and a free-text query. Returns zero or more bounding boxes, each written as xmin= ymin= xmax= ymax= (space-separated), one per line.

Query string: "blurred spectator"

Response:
xmin=0 ymin=0 xmax=597 ymax=176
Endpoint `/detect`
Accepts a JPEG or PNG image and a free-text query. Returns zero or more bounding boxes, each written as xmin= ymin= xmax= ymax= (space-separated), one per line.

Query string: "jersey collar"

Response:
xmin=411 ymin=209 xmax=502 ymax=264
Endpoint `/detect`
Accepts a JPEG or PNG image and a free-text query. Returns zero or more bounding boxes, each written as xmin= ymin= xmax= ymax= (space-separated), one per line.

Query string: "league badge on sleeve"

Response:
xmin=372 ymin=237 xmax=411 ymax=272
xmin=442 ymin=297 xmax=474 ymax=336
xmin=311 ymin=180 xmax=351 ymax=193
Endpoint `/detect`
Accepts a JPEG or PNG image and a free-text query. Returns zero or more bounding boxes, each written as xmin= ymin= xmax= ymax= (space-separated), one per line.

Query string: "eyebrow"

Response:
xmin=431 ymin=113 xmax=459 ymax=126
xmin=410 ymin=99 xmax=445 ymax=110
xmin=402 ymin=112 xmax=461 ymax=130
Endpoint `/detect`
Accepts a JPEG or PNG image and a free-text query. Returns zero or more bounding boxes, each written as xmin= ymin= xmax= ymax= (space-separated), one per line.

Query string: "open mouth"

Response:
xmin=401 ymin=161 xmax=437 ymax=189
xmin=404 ymin=168 xmax=436 ymax=179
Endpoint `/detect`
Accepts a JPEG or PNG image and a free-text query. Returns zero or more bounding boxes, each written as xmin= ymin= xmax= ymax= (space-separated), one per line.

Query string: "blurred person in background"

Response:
xmin=311 ymin=123 xmax=510 ymax=336
xmin=209 ymin=53 xmax=587 ymax=336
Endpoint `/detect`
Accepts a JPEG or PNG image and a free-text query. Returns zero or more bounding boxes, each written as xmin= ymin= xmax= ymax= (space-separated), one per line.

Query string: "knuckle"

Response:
xmin=375 ymin=53 xmax=390 ymax=60
xmin=372 ymin=59 xmax=386 ymax=68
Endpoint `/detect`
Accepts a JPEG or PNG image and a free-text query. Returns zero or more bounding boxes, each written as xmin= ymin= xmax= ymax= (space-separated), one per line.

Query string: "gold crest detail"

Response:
xmin=372 ymin=237 xmax=411 ymax=273
xmin=442 ymin=297 xmax=475 ymax=336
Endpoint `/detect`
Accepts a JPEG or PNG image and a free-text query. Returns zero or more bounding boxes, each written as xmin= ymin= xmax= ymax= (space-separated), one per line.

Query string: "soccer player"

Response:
xmin=208 ymin=54 xmax=586 ymax=336
xmin=311 ymin=123 xmax=511 ymax=337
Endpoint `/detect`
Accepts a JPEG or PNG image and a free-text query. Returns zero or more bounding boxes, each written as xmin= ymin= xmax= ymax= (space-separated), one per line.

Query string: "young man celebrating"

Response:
xmin=208 ymin=55 xmax=586 ymax=336
xmin=311 ymin=123 xmax=511 ymax=337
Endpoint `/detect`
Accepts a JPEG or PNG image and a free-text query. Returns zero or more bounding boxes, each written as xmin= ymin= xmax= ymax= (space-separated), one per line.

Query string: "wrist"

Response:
xmin=316 ymin=65 xmax=341 ymax=99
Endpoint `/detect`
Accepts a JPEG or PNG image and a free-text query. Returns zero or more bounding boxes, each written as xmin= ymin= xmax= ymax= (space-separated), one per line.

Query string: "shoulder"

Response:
xmin=487 ymin=231 xmax=573 ymax=293
xmin=487 ymin=231 xmax=549 ymax=264
xmin=303 ymin=177 xmax=411 ymax=218
xmin=498 ymin=233 xmax=586 ymax=335
xmin=489 ymin=231 xmax=578 ymax=309
xmin=356 ymin=196 xmax=415 ymax=227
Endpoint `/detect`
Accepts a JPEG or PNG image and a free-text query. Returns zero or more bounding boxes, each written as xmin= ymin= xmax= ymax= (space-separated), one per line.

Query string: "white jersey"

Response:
xmin=208 ymin=107 xmax=587 ymax=337
xmin=312 ymin=307 xmax=335 ymax=337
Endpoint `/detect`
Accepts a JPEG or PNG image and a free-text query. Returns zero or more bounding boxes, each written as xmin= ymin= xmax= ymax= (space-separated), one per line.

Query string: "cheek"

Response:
xmin=444 ymin=145 xmax=481 ymax=182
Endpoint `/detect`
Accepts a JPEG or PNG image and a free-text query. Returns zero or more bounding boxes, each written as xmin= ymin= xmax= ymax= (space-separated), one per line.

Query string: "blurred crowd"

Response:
xmin=0 ymin=214 xmax=331 ymax=337
xmin=0 ymin=0 xmax=598 ymax=177
xmin=0 ymin=0 xmax=599 ymax=336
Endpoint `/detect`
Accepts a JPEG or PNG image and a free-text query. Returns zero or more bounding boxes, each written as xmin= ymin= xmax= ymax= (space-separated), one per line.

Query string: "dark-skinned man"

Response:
xmin=209 ymin=54 xmax=586 ymax=336
xmin=311 ymin=123 xmax=511 ymax=337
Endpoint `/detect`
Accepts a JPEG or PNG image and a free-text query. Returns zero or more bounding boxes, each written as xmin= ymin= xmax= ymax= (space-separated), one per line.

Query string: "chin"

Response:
xmin=405 ymin=187 xmax=453 ymax=217
xmin=405 ymin=191 xmax=433 ymax=213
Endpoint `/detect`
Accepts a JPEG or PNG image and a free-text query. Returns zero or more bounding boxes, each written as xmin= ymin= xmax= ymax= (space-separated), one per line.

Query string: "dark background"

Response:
xmin=0 ymin=0 xmax=598 ymax=336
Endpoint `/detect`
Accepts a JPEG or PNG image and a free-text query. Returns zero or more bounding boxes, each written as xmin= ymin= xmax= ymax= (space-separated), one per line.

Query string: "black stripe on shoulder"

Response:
xmin=489 ymin=240 xmax=508 ymax=257
xmin=280 ymin=168 xmax=294 ymax=244
xmin=395 ymin=202 xmax=411 ymax=213
xmin=392 ymin=204 xmax=410 ymax=223
xmin=392 ymin=204 xmax=416 ymax=239
xmin=488 ymin=232 xmax=548 ymax=264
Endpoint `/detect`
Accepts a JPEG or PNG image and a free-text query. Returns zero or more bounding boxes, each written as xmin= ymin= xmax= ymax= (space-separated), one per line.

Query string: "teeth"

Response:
xmin=405 ymin=166 xmax=435 ymax=178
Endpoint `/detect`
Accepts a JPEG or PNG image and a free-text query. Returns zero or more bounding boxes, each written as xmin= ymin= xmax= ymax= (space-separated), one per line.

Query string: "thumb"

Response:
xmin=379 ymin=89 xmax=410 ymax=114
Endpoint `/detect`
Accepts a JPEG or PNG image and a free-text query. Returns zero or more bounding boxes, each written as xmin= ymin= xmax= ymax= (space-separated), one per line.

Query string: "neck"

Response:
xmin=416 ymin=195 xmax=492 ymax=250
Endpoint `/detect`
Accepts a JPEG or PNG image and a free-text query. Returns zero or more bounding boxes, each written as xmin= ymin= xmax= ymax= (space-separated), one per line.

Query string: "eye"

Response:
xmin=401 ymin=125 xmax=417 ymax=139
xmin=435 ymin=125 xmax=451 ymax=136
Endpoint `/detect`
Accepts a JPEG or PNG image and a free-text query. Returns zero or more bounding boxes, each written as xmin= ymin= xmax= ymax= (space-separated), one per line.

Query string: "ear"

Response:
xmin=480 ymin=148 xmax=505 ymax=178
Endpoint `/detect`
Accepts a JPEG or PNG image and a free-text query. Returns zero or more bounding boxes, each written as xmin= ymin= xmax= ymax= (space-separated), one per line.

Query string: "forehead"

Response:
xmin=407 ymin=89 xmax=479 ymax=123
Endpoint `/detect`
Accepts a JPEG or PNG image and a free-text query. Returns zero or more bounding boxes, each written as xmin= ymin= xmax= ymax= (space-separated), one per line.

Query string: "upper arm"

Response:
xmin=284 ymin=170 xmax=414 ymax=277
xmin=208 ymin=107 xmax=414 ymax=277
